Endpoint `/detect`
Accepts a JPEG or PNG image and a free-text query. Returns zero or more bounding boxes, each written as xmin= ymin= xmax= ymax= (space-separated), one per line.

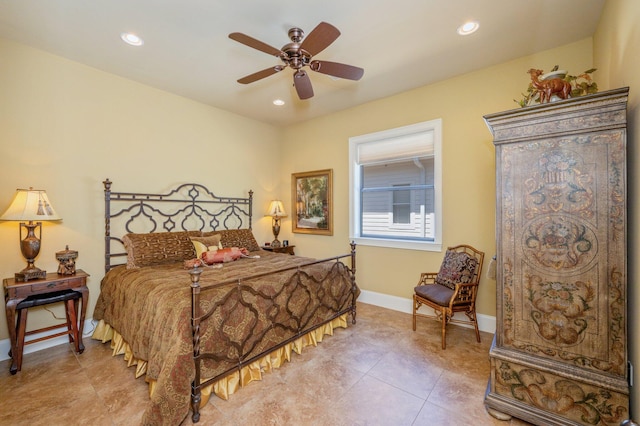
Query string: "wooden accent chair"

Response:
xmin=412 ymin=245 xmax=484 ymax=349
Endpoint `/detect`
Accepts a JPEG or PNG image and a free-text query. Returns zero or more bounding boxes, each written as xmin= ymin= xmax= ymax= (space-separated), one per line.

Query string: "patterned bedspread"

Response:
xmin=93 ymin=250 xmax=358 ymax=425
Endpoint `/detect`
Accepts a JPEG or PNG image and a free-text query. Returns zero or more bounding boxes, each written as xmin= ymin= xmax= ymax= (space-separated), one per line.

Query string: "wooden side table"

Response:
xmin=261 ymin=245 xmax=295 ymax=255
xmin=3 ymin=270 xmax=89 ymax=374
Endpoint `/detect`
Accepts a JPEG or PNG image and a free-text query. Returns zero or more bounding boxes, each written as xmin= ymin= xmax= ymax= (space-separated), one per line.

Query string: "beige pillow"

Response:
xmin=190 ymin=235 xmax=222 ymax=258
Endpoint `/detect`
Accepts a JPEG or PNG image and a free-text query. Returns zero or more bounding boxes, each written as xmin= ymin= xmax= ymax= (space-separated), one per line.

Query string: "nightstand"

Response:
xmin=261 ymin=245 xmax=295 ymax=255
xmin=4 ymin=270 xmax=89 ymax=374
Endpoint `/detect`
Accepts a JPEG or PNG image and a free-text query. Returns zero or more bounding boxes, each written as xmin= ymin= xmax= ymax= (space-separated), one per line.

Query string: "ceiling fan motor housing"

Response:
xmin=280 ymin=43 xmax=311 ymax=69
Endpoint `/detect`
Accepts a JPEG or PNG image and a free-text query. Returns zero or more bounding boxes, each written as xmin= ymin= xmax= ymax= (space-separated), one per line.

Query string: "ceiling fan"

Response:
xmin=229 ymin=22 xmax=364 ymax=100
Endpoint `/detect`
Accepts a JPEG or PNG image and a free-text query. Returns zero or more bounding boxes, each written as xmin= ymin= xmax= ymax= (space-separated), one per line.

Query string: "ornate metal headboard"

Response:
xmin=103 ymin=179 xmax=253 ymax=272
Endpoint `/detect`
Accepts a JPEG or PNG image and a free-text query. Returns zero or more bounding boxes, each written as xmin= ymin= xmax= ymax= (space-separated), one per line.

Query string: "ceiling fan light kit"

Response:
xmin=229 ymin=22 xmax=364 ymax=100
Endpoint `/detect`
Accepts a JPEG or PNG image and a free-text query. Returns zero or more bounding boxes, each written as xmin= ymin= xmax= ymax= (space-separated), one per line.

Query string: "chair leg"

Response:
xmin=472 ymin=311 xmax=481 ymax=343
xmin=412 ymin=296 xmax=417 ymax=331
xmin=441 ymin=307 xmax=447 ymax=350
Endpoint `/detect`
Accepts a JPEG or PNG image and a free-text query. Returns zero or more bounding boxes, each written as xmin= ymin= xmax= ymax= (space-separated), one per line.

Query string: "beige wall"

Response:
xmin=594 ymin=0 xmax=640 ymax=414
xmin=1 ymin=7 xmax=637 ymax=413
xmin=280 ymin=38 xmax=594 ymax=320
xmin=0 ymin=38 xmax=282 ymax=339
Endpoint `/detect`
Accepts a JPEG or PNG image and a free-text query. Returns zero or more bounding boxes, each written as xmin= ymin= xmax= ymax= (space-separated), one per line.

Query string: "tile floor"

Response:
xmin=0 ymin=303 xmax=532 ymax=425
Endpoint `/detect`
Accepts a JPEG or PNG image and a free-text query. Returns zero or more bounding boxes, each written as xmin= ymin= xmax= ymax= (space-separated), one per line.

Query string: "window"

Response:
xmin=392 ymin=184 xmax=410 ymax=224
xmin=349 ymin=119 xmax=442 ymax=251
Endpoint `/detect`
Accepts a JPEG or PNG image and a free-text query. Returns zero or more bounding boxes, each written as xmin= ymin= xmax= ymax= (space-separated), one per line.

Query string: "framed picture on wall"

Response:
xmin=291 ymin=169 xmax=333 ymax=235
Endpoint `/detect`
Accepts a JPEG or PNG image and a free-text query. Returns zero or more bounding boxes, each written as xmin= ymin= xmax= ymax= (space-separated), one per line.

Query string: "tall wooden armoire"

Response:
xmin=484 ymin=88 xmax=630 ymax=425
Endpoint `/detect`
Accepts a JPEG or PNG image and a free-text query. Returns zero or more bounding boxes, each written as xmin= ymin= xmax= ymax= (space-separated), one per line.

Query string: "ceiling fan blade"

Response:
xmin=310 ymin=60 xmax=364 ymax=81
xmin=237 ymin=66 xmax=285 ymax=84
xmin=229 ymin=32 xmax=283 ymax=57
xmin=299 ymin=22 xmax=340 ymax=56
xmin=293 ymin=70 xmax=314 ymax=100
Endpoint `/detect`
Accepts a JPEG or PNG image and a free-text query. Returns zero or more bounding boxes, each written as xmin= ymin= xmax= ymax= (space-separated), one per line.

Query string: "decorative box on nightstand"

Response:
xmin=261 ymin=245 xmax=295 ymax=255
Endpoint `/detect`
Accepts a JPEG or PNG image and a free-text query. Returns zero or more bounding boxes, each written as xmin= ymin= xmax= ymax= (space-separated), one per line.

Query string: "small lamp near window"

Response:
xmin=0 ymin=188 xmax=62 ymax=281
xmin=266 ymin=200 xmax=287 ymax=248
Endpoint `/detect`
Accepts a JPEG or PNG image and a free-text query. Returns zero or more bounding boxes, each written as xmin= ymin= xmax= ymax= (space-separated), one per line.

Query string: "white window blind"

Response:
xmin=356 ymin=131 xmax=434 ymax=165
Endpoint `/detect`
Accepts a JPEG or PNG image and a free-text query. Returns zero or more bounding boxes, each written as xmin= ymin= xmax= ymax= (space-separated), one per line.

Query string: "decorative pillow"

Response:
xmin=203 ymin=229 xmax=260 ymax=252
xmin=435 ymin=250 xmax=478 ymax=290
xmin=122 ymin=231 xmax=198 ymax=269
xmin=190 ymin=235 xmax=222 ymax=258
xmin=201 ymin=247 xmax=249 ymax=264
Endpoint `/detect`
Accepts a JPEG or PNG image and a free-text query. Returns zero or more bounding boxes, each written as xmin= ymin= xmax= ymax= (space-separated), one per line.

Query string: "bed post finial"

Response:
xmin=350 ymin=241 xmax=356 ymax=272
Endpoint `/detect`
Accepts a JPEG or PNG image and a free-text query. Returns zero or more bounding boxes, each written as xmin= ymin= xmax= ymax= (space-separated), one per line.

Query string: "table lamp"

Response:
xmin=266 ymin=200 xmax=287 ymax=248
xmin=0 ymin=188 xmax=62 ymax=281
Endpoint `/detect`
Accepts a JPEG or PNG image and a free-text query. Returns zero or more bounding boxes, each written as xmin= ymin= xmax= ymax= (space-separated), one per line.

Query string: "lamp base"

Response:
xmin=271 ymin=219 xmax=282 ymax=248
xmin=15 ymin=267 xmax=46 ymax=282
xmin=16 ymin=221 xmax=47 ymax=281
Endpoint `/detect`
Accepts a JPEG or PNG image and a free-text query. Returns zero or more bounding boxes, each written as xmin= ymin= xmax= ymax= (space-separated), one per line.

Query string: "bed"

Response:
xmin=91 ymin=179 xmax=358 ymax=425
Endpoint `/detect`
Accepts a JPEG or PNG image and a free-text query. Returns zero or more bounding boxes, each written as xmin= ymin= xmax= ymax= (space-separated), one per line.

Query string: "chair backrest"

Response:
xmin=435 ymin=244 xmax=484 ymax=291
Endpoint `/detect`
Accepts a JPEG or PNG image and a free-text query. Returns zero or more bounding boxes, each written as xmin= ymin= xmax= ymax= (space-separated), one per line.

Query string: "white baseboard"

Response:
xmin=358 ymin=289 xmax=496 ymax=334
xmin=0 ymin=319 xmax=96 ymax=362
xmin=0 ymin=291 xmax=496 ymax=362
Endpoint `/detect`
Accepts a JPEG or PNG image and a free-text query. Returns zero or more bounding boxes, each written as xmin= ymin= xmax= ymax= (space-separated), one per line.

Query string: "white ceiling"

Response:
xmin=0 ymin=0 xmax=605 ymax=126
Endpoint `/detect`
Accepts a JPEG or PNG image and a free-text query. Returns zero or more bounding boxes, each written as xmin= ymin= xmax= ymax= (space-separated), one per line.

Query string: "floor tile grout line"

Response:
xmin=0 ymin=303 xmax=522 ymax=426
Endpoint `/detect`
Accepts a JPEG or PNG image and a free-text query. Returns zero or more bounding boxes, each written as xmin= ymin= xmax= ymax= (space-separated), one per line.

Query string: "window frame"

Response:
xmin=349 ymin=119 xmax=442 ymax=252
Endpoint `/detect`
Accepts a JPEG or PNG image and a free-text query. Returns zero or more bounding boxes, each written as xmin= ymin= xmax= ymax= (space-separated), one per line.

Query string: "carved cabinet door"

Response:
xmin=485 ymin=88 xmax=630 ymax=426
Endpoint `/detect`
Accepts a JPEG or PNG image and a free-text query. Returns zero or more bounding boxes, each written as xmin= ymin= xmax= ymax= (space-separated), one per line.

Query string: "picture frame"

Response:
xmin=291 ymin=169 xmax=333 ymax=235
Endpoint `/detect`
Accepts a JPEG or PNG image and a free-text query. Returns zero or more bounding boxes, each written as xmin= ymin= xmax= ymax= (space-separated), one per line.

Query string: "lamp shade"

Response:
xmin=266 ymin=200 xmax=287 ymax=218
xmin=0 ymin=189 xmax=62 ymax=222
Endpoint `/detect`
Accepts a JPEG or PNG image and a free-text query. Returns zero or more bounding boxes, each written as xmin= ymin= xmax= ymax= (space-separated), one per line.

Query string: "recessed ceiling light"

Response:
xmin=457 ymin=21 xmax=479 ymax=36
xmin=273 ymin=99 xmax=285 ymax=106
xmin=121 ymin=32 xmax=144 ymax=46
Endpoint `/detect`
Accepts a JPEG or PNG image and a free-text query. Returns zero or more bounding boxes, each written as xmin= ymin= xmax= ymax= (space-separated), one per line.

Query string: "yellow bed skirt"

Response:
xmin=92 ymin=314 xmax=348 ymax=407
